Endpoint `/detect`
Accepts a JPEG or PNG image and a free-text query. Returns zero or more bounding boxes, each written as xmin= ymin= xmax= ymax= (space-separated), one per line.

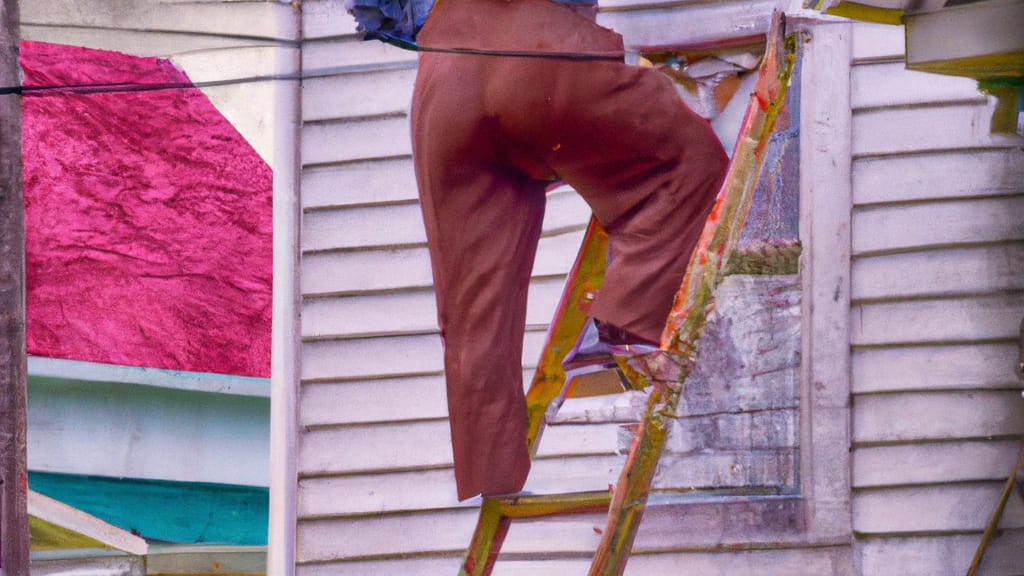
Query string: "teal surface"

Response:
xmin=28 ymin=471 xmax=268 ymax=545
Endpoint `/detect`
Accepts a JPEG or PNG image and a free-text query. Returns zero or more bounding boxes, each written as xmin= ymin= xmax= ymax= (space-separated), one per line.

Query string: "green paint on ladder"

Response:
xmin=28 ymin=471 xmax=268 ymax=545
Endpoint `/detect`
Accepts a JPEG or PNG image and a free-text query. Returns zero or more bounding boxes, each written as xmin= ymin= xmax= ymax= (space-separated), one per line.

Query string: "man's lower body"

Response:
xmin=411 ymin=0 xmax=728 ymax=500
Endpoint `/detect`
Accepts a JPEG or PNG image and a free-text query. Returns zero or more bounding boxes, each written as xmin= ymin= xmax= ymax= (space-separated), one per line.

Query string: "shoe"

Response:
xmin=561 ymin=318 xmax=618 ymax=377
xmin=561 ymin=319 xmax=658 ymax=383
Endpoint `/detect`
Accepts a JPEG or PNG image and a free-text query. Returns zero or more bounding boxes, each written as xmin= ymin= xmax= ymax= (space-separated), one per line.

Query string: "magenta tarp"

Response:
xmin=21 ymin=41 xmax=272 ymax=377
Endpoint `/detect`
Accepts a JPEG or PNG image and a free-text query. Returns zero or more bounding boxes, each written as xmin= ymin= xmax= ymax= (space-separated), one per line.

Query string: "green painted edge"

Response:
xmin=30 ymin=515 xmax=112 ymax=551
xmin=823 ymin=1 xmax=904 ymax=25
xmin=29 ymin=471 xmax=269 ymax=546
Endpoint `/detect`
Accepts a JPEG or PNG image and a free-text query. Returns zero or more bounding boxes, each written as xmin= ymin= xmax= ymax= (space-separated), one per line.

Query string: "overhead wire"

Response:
xmin=1 ymin=38 xmax=623 ymax=96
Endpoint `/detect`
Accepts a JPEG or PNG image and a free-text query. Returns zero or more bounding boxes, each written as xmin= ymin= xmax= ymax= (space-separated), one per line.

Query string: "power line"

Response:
xmin=2 ymin=41 xmax=623 ymax=96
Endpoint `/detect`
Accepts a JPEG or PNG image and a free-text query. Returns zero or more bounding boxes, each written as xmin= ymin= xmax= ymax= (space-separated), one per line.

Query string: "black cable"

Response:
xmin=0 ymin=41 xmax=623 ymax=96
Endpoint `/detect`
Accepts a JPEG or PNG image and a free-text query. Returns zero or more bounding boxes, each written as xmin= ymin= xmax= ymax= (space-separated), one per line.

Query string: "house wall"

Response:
xmin=296 ymin=2 xmax=596 ymax=572
xmin=293 ymin=1 xmax=863 ymax=574
xmin=847 ymin=22 xmax=1024 ymax=576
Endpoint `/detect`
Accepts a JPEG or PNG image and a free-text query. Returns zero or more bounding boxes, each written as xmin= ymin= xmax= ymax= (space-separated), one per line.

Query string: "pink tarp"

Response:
xmin=21 ymin=41 xmax=272 ymax=377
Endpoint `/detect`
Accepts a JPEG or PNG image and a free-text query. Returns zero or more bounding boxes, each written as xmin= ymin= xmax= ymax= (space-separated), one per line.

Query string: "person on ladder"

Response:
xmin=348 ymin=0 xmax=729 ymax=501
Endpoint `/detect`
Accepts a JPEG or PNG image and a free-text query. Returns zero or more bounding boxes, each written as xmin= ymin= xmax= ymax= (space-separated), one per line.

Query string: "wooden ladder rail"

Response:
xmin=459 ymin=12 xmax=795 ymax=576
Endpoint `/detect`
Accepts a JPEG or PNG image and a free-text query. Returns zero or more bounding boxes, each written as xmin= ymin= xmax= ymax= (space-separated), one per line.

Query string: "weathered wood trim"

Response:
xmin=1 ymin=1 xmax=29 ymax=570
xmin=29 ymin=551 xmax=145 ymax=576
xmin=798 ymin=18 xmax=855 ymax=553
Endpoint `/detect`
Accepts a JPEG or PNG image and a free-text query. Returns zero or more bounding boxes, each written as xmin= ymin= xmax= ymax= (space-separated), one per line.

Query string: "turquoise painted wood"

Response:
xmin=28 ymin=471 xmax=268 ymax=545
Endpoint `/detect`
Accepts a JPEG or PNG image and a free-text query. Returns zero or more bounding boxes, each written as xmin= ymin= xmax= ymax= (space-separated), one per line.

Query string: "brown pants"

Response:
xmin=412 ymin=0 xmax=728 ymax=500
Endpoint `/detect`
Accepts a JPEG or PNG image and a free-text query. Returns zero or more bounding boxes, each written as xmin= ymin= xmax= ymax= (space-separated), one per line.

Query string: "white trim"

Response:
xmin=27 ymin=356 xmax=270 ymax=398
xmin=27 ymin=489 xmax=148 ymax=556
xmin=798 ymin=17 xmax=855 ymax=550
xmin=267 ymin=23 xmax=303 ymax=576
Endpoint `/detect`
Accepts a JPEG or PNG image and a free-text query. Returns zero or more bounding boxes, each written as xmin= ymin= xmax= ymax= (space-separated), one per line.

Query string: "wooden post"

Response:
xmin=0 ymin=0 xmax=30 ymax=573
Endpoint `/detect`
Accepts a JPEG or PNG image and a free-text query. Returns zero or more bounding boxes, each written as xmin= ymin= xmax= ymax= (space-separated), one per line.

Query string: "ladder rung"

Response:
xmin=486 ymin=490 xmax=613 ymax=519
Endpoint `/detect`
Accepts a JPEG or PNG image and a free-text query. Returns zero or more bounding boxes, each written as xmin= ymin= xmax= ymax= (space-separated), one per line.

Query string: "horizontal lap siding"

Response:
xmin=297 ymin=547 xmax=850 ymax=576
xmin=849 ymin=22 xmax=1024 ymax=575
xmin=296 ymin=1 xmax=602 ymax=568
xmin=21 ymin=0 xmax=297 ymax=56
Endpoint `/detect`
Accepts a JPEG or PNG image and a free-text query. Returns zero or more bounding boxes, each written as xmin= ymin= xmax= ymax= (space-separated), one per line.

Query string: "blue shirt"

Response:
xmin=347 ymin=0 xmax=597 ymax=47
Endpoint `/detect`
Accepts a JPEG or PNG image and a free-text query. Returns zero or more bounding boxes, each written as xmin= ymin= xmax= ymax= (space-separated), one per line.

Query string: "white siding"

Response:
xmin=295 ymin=0 xmax=599 ymax=570
xmin=849 ymin=22 xmax=1024 ymax=575
xmin=293 ymin=4 xmax=862 ymax=573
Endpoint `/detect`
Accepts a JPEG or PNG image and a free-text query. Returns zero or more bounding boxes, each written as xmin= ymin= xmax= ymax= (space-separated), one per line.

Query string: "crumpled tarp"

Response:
xmin=21 ymin=41 xmax=272 ymax=377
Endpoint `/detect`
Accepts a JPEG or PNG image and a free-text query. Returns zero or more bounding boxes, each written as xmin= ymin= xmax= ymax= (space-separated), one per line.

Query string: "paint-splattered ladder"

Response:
xmin=459 ymin=12 xmax=796 ymax=576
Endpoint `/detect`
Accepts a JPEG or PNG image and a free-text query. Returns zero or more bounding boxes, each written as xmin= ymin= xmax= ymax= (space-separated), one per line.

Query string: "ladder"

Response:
xmin=459 ymin=12 xmax=796 ymax=575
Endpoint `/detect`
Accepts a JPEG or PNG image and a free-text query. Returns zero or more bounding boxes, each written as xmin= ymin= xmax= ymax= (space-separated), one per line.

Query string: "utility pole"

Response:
xmin=0 ymin=0 xmax=30 ymax=573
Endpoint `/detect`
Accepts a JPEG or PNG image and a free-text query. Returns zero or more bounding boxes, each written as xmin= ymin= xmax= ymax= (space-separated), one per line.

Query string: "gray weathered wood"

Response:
xmin=673 ymin=276 xmax=800 ymax=416
xmin=0 ymin=0 xmax=29 ymax=571
xmin=652 ymin=449 xmax=798 ymax=491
